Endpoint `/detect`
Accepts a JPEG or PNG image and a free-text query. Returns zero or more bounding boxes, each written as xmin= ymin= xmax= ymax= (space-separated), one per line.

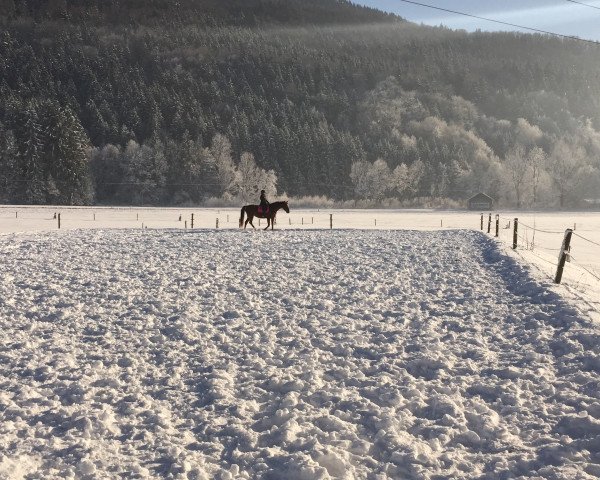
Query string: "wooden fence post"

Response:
xmin=495 ymin=214 xmax=499 ymax=237
xmin=15 ymin=211 xmax=17 ymax=219
xmin=513 ymin=218 xmax=518 ymax=249
xmin=480 ymin=213 xmax=483 ymax=231
xmin=216 ymin=218 xmax=219 ymax=229
xmin=487 ymin=213 xmax=492 ymax=234
xmin=330 ymin=214 xmax=333 ymax=230
xmin=554 ymin=229 xmax=573 ymax=284
xmin=185 ymin=220 xmax=187 ymax=229
xmin=191 ymin=214 xmax=194 ymax=229
xmin=58 ymin=213 xmax=61 ymax=229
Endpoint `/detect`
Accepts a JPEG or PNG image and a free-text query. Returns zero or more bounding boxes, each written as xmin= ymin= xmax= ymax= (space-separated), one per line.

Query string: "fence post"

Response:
xmin=480 ymin=213 xmax=483 ymax=231
xmin=216 ymin=218 xmax=219 ymax=229
xmin=227 ymin=214 xmax=229 ymax=223
xmin=185 ymin=220 xmax=187 ymax=229
xmin=495 ymin=214 xmax=499 ymax=237
xmin=554 ymin=229 xmax=574 ymax=284
xmin=93 ymin=213 xmax=96 ymax=221
xmin=289 ymin=218 xmax=291 ymax=225
xmin=330 ymin=214 xmax=333 ymax=230
xmin=15 ymin=211 xmax=17 ymax=219
xmin=58 ymin=213 xmax=61 ymax=229
xmin=513 ymin=218 xmax=518 ymax=249
xmin=487 ymin=213 xmax=492 ymax=234
xmin=191 ymin=214 xmax=194 ymax=229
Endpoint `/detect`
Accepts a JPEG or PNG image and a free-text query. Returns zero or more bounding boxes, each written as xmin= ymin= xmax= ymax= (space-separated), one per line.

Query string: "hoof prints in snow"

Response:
xmin=0 ymin=229 xmax=599 ymax=479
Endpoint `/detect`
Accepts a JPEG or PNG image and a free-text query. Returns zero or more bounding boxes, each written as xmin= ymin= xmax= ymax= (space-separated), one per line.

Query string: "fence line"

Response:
xmin=573 ymin=232 xmax=600 ymax=248
xmin=481 ymin=212 xmax=600 ymax=292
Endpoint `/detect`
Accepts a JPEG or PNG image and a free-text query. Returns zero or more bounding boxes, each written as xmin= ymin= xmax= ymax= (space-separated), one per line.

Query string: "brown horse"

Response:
xmin=239 ymin=200 xmax=290 ymax=230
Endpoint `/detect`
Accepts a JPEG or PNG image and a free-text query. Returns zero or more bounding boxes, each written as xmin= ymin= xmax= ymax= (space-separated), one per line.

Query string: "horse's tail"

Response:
xmin=239 ymin=206 xmax=245 ymax=228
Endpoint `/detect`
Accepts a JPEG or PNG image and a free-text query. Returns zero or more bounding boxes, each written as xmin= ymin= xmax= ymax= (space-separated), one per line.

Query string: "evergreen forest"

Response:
xmin=1 ymin=0 xmax=600 ymax=207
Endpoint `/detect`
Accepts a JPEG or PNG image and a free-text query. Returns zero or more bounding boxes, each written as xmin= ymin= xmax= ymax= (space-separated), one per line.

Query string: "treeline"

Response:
xmin=2 ymin=0 xmax=399 ymax=26
xmin=1 ymin=2 xmax=600 ymax=207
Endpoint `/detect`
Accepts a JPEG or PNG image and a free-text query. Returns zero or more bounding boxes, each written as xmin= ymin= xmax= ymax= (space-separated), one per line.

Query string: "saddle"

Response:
xmin=258 ymin=205 xmax=270 ymax=215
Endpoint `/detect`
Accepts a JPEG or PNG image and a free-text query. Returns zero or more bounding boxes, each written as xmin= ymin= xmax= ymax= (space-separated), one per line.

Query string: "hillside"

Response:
xmin=0 ymin=1 xmax=599 ymax=207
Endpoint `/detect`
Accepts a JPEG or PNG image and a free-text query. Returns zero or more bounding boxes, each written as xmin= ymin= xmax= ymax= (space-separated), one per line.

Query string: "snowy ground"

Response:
xmin=1 ymin=227 xmax=600 ymax=479
xmin=2 ymin=205 xmax=599 ymax=310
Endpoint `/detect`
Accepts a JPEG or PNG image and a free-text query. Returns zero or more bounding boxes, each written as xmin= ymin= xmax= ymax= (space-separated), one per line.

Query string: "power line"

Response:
xmin=394 ymin=0 xmax=600 ymax=45
xmin=565 ymin=0 xmax=600 ymax=11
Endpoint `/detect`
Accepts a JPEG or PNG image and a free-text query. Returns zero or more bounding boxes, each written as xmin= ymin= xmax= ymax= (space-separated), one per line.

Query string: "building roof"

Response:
xmin=468 ymin=192 xmax=493 ymax=202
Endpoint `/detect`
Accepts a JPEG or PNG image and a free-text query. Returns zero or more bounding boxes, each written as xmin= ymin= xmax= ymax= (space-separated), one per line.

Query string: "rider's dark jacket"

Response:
xmin=260 ymin=192 xmax=270 ymax=207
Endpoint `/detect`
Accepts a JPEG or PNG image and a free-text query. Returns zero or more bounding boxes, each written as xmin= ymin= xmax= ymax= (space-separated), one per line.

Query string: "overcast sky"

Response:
xmin=358 ymin=0 xmax=600 ymax=41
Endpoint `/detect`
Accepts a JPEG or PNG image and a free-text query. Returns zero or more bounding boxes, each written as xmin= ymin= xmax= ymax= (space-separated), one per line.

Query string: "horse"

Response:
xmin=239 ymin=200 xmax=290 ymax=230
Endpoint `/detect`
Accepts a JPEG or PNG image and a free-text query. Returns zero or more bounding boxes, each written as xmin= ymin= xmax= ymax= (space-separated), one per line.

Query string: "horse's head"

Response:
xmin=282 ymin=201 xmax=290 ymax=213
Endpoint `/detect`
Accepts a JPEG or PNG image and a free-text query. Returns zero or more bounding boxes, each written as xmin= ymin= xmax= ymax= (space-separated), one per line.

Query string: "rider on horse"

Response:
xmin=260 ymin=190 xmax=270 ymax=207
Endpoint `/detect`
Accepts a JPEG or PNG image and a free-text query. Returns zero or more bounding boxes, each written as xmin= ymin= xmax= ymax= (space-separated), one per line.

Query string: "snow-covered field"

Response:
xmin=1 ymin=220 xmax=600 ymax=478
xmin=2 ymin=205 xmax=599 ymax=309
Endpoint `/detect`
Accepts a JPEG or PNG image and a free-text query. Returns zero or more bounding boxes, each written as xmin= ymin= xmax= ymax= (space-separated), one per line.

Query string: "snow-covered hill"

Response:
xmin=0 ymin=229 xmax=599 ymax=479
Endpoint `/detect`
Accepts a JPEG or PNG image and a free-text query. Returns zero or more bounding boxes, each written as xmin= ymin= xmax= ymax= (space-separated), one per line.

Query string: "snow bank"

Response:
xmin=0 ymin=228 xmax=599 ymax=478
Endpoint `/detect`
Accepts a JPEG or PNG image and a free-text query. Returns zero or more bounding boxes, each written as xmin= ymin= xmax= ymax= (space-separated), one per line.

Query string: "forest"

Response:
xmin=1 ymin=0 xmax=599 ymax=207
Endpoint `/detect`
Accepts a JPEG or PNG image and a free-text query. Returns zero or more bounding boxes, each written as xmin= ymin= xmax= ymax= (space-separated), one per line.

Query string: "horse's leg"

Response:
xmin=248 ymin=215 xmax=256 ymax=229
xmin=264 ymin=217 xmax=270 ymax=230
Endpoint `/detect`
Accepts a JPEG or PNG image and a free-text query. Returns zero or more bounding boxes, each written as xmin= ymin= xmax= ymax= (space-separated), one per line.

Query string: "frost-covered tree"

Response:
xmin=350 ymin=160 xmax=371 ymax=200
xmin=210 ymin=134 xmax=236 ymax=197
xmin=46 ymin=106 xmax=93 ymax=204
xmin=503 ymin=144 xmax=529 ymax=208
xmin=369 ymin=158 xmax=392 ymax=203
xmin=120 ymin=140 xmax=167 ymax=205
xmin=235 ymin=152 xmax=277 ymax=203
xmin=392 ymin=160 xmax=424 ymax=198
xmin=527 ymin=146 xmax=547 ymax=207
xmin=19 ymin=105 xmax=45 ymax=204
xmin=350 ymin=158 xmax=392 ymax=203
xmin=0 ymin=125 xmax=19 ymax=202
xmin=547 ymin=139 xmax=589 ymax=208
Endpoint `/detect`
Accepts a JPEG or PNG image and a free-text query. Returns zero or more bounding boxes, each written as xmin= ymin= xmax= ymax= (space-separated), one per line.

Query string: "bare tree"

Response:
xmin=504 ymin=144 xmax=529 ymax=208
xmin=547 ymin=139 xmax=587 ymax=208
xmin=527 ymin=146 xmax=546 ymax=207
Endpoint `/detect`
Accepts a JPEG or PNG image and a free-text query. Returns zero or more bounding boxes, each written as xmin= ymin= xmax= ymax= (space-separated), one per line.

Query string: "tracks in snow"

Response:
xmin=0 ymin=229 xmax=599 ymax=479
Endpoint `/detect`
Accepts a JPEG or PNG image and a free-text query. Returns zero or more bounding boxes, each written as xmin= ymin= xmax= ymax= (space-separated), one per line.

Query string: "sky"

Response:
xmin=357 ymin=0 xmax=600 ymax=42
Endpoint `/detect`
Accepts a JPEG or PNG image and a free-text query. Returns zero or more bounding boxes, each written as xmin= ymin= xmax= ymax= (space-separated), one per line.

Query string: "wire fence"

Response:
xmin=479 ymin=213 xmax=600 ymax=305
